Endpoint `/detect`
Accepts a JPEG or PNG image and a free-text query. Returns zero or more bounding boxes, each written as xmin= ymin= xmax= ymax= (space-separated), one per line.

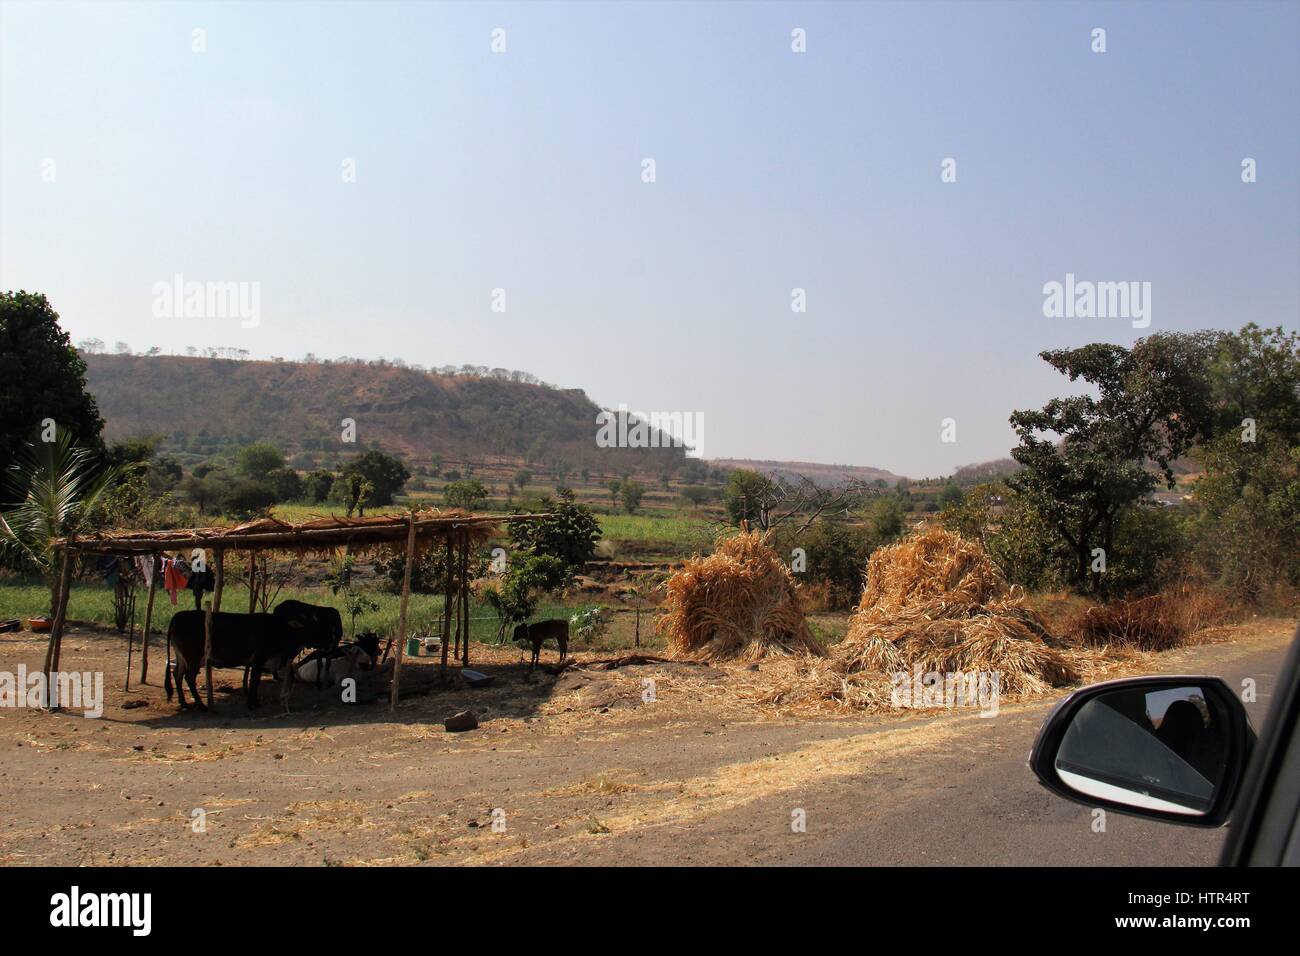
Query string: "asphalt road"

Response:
xmin=783 ymin=641 xmax=1290 ymax=866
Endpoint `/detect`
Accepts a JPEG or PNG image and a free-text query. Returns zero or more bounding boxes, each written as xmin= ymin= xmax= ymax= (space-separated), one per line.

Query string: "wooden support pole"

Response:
xmin=460 ymin=529 xmax=470 ymax=667
xmin=213 ymin=549 xmax=225 ymax=612
xmin=389 ymin=514 xmax=418 ymax=712
xmin=248 ymin=550 xmax=257 ymax=614
xmin=140 ymin=555 xmax=157 ymax=684
xmin=124 ymin=596 xmax=134 ymax=693
xmin=43 ymin=546 xmax=74 ymax=711
xmin=203 ymin=598 xmax=214 ymax=710
xmin=439 ymin=532 xmax=454 ymax=677
xmin=204 ymin=549 xmax=224 ymax=710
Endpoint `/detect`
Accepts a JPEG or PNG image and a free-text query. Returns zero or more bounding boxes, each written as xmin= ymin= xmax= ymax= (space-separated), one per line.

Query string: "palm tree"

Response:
xmin=0 ymin=427 xmax=119 ymax=617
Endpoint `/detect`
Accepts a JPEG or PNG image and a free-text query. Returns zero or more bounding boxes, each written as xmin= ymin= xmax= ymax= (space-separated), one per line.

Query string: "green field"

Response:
xmin=0 ymin=574 xmax=674 ymax=652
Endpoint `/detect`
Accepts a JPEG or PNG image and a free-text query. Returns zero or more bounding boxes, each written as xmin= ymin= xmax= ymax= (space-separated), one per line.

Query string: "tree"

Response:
xmin=0 ymin=292 xmax=106 ymax=474
xmin=939 ymin=482 xmax=964 ymax=508
xmin=179 ymin=474 xmax=222 ymax=513
xmin=266 ymin=467 xmax=304 ymax=502
xmin=606 ymin=478 xmax=622 ymax=506
xmin=620 ymin=479 xmax=646 ymax=514
xmin=236 ymin=442 xmax=286 ymax=481
xmin=770 ymin=518 xmax=873 ymax=610
xmin=326 ymin=554 xmax=380 ymax=638
xmin=723 ymin=468 xmax=868 ymax=532
xmin=1189 ymin=325 xmax=1300 ymax=596
xmin=680 ymin=485 xmax=716 ymax=509
xmin=476 ymin=553 xmax=570 ymax=639
xmin=865 ymin=494 xmax=905 ymax=543
xmin=723 ymin=469 xmax=774 ymax=526
xmin=341 ymin=450 xmax=409 ymax=506
xmin=1008 ymin=333 xmax=1218 ymax=591
xmin=514 ymin=468 xmax=533 ymax=490
xmin=444 ymin=478 xmax=488 ymax=510
xmin=508 ymin=488 xmax=600 ymax=568
xmin=303 ymin=468 xmax=335 ymax=504
xmin=222 ymin=479 xmax=276 ymax=519
xmin=0 ymin=427 xmax=120 ymax=615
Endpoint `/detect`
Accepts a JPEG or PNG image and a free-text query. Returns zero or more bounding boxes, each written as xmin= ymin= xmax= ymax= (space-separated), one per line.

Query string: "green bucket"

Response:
xmin=406 ymin=636 xmax=420 ymax=657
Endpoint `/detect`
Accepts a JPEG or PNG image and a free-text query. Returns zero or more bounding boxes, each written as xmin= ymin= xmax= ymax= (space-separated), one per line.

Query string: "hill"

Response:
xmin=711 ymin=458 xmax=907 ymax=487
xmin=83 ymin=354 xmax=689 ymax=475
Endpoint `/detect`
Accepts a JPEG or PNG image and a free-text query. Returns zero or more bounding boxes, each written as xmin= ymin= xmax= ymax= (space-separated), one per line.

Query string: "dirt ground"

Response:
xmin=0 ymin=616 xmax=1295 ymax=866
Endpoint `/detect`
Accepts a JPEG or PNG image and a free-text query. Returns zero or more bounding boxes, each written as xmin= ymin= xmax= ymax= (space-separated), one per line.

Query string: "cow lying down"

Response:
xmin=296 ymin=644 xmax=371 ymax=686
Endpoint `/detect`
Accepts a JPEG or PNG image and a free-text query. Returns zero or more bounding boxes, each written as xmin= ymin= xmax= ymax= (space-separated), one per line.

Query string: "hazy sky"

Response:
xmin=2 ymin=1 xmax=1296 ymax=476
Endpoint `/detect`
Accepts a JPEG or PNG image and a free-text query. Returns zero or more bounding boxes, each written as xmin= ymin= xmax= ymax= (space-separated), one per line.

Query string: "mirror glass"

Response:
xmin=1054 ymin=684 xmax=1229 ymax=816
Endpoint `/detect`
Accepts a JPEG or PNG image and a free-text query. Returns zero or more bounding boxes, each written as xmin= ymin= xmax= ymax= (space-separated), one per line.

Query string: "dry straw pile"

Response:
xmin=659 ymin=531 xmax=824 ymax=661
xmin=837 ymin=526 xmax=1078 ymax=697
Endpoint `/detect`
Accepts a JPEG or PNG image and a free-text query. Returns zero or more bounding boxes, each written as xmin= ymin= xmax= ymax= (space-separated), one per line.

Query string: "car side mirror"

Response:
xmin=1029 ymin=676 xmax=1254 ymax=827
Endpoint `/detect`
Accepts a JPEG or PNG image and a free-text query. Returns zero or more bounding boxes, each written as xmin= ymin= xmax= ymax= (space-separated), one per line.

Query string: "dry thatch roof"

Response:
xmin=57 ymin=509 xmax=536 ymax=556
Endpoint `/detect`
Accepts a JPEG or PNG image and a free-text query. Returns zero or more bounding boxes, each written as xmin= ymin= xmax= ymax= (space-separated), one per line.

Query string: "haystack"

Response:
xmin=658 ymin=531 xmax=824 ymax=661
xmin=838 ymin=527 xmax=1077 ymax=696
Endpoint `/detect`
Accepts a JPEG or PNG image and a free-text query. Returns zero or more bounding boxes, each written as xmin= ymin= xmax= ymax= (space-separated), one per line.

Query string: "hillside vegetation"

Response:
xmin=83 ymin=354 xmax=687 ymax=475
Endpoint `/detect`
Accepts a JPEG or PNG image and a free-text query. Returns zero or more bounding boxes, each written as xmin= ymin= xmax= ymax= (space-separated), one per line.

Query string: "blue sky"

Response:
xmin=2 ymin=0 xmax=1296 ymax=476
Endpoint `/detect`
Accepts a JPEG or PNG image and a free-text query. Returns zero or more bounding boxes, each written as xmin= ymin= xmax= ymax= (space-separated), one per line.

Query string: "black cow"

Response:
xmin=273 ymin=600 xmax=343 ymax=653
xmin=165 ymin=610 xmax=305 ymax=711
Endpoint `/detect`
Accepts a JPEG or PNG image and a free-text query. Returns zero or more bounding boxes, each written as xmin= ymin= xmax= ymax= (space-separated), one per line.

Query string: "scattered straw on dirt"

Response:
xmin=658 ymin=531 xmax=824 ymax=661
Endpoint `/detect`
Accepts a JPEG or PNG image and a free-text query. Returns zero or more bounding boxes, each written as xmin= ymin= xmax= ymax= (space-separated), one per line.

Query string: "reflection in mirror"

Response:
xmin=1055 ymin=684 xmax=1229 ymax=816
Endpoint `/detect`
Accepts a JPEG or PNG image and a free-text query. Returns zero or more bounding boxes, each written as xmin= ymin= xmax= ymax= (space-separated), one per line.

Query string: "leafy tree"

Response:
xmin=236 ymin=442 xmax=285 ymax=481
xmin=303 ymin=468 xmax=335 ymax=504
xmin=1008 ymin=333 xmax=1218 ymax=591
xmin=606 ymin=478 xmax=622 ymax=506
xmin=149 ymin=455 xmax=183 ymax=492
xmin=723 ymin=469 xmax=774 ymax=526
xmin=477 ymin=553 xmax=570 ymax=639
xmin=179 ymin=474 xmax=223 ymax=513
xmin=0 ymin=292 xmax=106 ymax=474
xmin=222 ymin=479 xmax=275 ymax=519
xmin=514 ymin=468 xmax=533 ymax=490
xmin=444 ymin=478 xmax=488 ymax=510
xmin=331 ymin=472 xmax=374 ymax=517
xmin=105 ymin=437 xmax=160 ymax=469
xmin=266 ymin=467 xmax=304 ymax=502
xmin=341 ymin=449 xmax=409 ymax=507
xmin=771 ymin=519 xmax=873 ymax=609
xmin=620 ymin=479 xmax=646 ymax=514
xmin=1189 ymin=325 xmax=1300 ymax=596
xmin=680 ymin=485 xmax=716 ymax=508
xmin=865 ymin=494 xmax=905 ymax=543
xmin=326 ymin=554 xmax=380 ymax=638
xmin=508 ymin=488 xmax=599 ymax=568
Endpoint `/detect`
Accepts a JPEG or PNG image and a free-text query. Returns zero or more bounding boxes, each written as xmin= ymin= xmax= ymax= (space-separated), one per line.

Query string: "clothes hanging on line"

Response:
xmin=162 ymin=557 xmax=188 ymax=606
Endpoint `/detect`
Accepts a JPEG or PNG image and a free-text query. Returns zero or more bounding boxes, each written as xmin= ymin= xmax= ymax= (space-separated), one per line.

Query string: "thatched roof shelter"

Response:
xmin=58 ymin=509 xmax=513 ymax=555
xmin=42 ymin=509 xmax=545 ymax=713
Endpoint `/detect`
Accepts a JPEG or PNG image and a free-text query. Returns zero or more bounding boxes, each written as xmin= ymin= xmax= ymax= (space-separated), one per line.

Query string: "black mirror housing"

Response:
xmin=1029 ymin=675 xmax=1255 ymax=828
